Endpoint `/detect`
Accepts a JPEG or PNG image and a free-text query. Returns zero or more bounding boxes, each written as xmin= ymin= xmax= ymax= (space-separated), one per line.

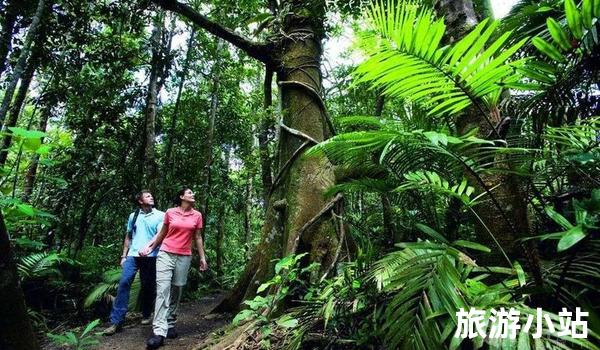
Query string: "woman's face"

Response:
xmin=180 ymin=189 xmax=195 ymax=204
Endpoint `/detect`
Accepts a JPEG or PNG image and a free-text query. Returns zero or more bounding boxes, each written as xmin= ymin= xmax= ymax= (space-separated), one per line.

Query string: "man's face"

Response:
xmin=139 ymin=192 xmax=154 ymax=206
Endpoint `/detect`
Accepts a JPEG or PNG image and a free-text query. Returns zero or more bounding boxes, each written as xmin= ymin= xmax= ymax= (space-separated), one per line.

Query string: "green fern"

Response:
xmin=84 ymin=268 xmax=140 ymax=309
xmin=17 ymin=252 xmax=78 ymax=281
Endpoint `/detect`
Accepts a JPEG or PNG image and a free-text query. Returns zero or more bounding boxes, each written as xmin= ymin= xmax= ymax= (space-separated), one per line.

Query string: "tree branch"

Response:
xmin=151 ymin=0 xmax=273 ymax=64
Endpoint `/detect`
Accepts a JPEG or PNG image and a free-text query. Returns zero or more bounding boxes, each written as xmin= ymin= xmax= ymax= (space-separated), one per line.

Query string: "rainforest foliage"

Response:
xmin=0 ymin=0 xmax=599 ymax=349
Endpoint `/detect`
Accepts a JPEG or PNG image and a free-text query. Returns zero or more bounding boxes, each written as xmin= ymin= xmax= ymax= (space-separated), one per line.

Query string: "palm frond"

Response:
xmin=354 ymin=0 xmax=527 ymax=119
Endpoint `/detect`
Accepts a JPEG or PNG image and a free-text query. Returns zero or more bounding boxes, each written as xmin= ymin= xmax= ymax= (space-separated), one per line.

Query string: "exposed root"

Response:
xmin=289 ymin=193 xmax=343 ymax=254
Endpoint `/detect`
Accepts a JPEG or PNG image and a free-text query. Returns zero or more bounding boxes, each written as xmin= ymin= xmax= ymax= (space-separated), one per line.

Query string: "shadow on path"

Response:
xmin=95 ymin=294 xmax=230 ymax=350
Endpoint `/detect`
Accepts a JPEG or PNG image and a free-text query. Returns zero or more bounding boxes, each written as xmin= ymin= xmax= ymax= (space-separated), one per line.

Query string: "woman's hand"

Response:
xmin=120 ymin=256 xmax=127 ymax=267
xmin=199 ymin=258 xmax=208 ymax=271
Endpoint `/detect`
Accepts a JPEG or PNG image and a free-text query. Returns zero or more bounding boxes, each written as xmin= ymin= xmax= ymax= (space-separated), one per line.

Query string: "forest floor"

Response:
xmin=44 ymin=294 xmax=231 ymax=350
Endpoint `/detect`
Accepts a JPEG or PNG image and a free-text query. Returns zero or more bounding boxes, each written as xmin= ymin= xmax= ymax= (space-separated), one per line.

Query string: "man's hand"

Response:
xmin=199 ymin=258 xmax=208 ymax=271
xmin=120 ymin=256 xmax=127 ymax=267
xmin=139 ymin=245 xmax=151 ymax=257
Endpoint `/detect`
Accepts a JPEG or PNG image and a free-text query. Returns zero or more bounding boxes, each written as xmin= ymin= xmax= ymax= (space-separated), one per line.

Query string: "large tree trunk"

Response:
xmin=198 ymin=38 xmax=224 ymax=218
xmin=152 ymin=0 xmax=340 ymax=314
xmin=0 ymin=210 xmax=41 ymax=350
xmin=0 ymin=46 xmax=39 ymax=166
xmin=216 ymin=4 xmax=339 ymax=313
xmin=435 ymin=0 xmax=537 ymax=270
xmin=0 ymin=0 xmax=18 ymax=79
xmin=0 ymin=0 xmax=46 ymax=127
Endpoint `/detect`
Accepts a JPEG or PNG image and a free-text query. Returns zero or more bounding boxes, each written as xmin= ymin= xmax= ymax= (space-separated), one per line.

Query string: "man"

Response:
xmin=103 ymin=190 xmax=165 ymax=335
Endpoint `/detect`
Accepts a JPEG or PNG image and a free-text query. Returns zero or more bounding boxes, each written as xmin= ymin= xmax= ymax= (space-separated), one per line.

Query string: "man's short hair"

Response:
xmin=136 ymin=190 xmax=151 ymax=204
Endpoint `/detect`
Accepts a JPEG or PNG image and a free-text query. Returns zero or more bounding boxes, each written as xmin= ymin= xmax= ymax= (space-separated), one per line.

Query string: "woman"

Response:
xmin=140 ymin=187 xmax=208 ymax=349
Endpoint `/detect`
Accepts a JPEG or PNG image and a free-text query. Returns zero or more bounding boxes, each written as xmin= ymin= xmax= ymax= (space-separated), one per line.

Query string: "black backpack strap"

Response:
xmin=128 ymin=208 xmax=141 ymax=240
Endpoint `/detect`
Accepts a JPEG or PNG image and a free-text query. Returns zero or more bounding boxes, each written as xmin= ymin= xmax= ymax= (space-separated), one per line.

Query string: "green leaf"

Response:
xmin=256 ymin=281 xmax=272 ymax=294
xmin=583 ymin=0 xmax=594 ymax=28
xmin=532 ymin=37 xmax=566 ymax=62
xmin=35 ymin=145 xmax=51 ymax=155
xmin=7 ymin=127 xmax=46 ymax=139
xmin=275 ymin=255 xmax=294 ymax=274
xmin=557 ymin=225 xmax=586 ymax=251
xmin=513 ymin=261 xmax=526 ymax=287
xmin=24 ymin=138 xmax=42 ymax=151
xmin=452 ymin=240 xmax=491 ymax=253
xmin=276 ymin=315 xmax=299 ymax=328
xmin=246 ymin=13 xmax=273 ymax=25
xmin=16 ymin=204 xmax=35 ymax=217
xmin=415 ymin=223 xmax=449 ymax=244
xmin=544 ymin=206 xmax=573 ymax=229
xmin=546 ymin=18 xmax=571 ymax=50
xmin=565 ymin=0 xmax=584 ymax=39
xmin=232 ymin=309 xmax=254 ymax=325
xmin=81 ymin=319 xmax=100 ymax=337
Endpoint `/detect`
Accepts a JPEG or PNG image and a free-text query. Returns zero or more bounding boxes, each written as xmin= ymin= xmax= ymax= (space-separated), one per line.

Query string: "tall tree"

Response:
xmin=151 ymin=0 xmax=341 ymax=312
xmin=0 ymin=0 xmax=19 ymax=79
xmin=0 ymin=210 xmax=40 ymax=350
xmin=198 ymin=37 xmax=224 ymax=218
xmin=0 ymin=0 xmax=46 ymax=127
xmin=0 ymin=43 xmax=40 ymax=166
xmin=143 ymin=12 xmax=167 ymax=195
xmin=163 ymin=25 xmax=196 ymax=182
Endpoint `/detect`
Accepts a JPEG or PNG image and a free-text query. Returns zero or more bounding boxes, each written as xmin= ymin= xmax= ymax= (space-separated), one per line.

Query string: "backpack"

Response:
xmin=127 ymin=208 xmax=141 ymax=240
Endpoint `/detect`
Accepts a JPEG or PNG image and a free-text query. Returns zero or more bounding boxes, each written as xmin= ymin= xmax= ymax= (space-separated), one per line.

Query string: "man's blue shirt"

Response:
xmin=126 ymin=208 xmax=164 ymax=257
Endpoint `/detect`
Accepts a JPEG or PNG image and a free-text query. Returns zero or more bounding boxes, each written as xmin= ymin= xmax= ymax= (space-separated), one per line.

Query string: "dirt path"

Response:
xmin=95 ymin=295 xmax=230 ymax=350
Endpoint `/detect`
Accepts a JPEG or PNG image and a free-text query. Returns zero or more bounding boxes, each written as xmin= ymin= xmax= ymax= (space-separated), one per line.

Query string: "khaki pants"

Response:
xmin=152 ymin=250 xmax=192 ymax=337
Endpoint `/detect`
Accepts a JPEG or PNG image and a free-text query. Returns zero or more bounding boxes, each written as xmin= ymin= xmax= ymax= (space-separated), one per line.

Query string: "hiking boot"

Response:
xmin=141 ymin=317 xmax=152 ymax=325
xmin=146 ymin=334 xmax=164 ymax=349
xmin=102 ymin=324 xmax=122 ymax=336
xmin=166 ymin=328 xmax=178 ymax=339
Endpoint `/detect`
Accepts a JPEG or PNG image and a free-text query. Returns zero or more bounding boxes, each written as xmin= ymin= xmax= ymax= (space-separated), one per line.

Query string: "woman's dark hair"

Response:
xmin=174 ymin=187 xmax=191 ymax=206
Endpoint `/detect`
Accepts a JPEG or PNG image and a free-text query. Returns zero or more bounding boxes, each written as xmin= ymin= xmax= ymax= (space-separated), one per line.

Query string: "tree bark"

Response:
xmin=258 ymin=68 xmax=274 ymax=209
xmin=0 ymin=47 xmax=39 ymax=166
xmin=0 ymin=0 xmax=18 ymax=79
xmin=143 ymin=13 xmax=165 ymax=195
xmin=244 ymin=171 xmax=253 ymax=260
xmin=373 ymin=94 xmax=398 ymax=243
xmin=215 ymin=148 xmax=230 ymax=279
xmin=0 ymin=210 xmax=41 ymax=350
xmin=434 ymin=0 xmax=479 ymax=45
xmin=198 ymin=38 xmax=224 ymax=218
xmin=22 ymin=108 xmax=49 ymax=203
xmin=0 ymin=0 xmax=46 ymax=127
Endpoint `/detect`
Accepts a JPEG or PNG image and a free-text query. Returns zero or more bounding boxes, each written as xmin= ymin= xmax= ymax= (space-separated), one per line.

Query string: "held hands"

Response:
xmin=120 ymin=257 xmax=127 ymax=267
xmin=139 ymin=245 xmax=152 ymax=257
xmin=199 ymin=257 xmax=208 ymax=271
